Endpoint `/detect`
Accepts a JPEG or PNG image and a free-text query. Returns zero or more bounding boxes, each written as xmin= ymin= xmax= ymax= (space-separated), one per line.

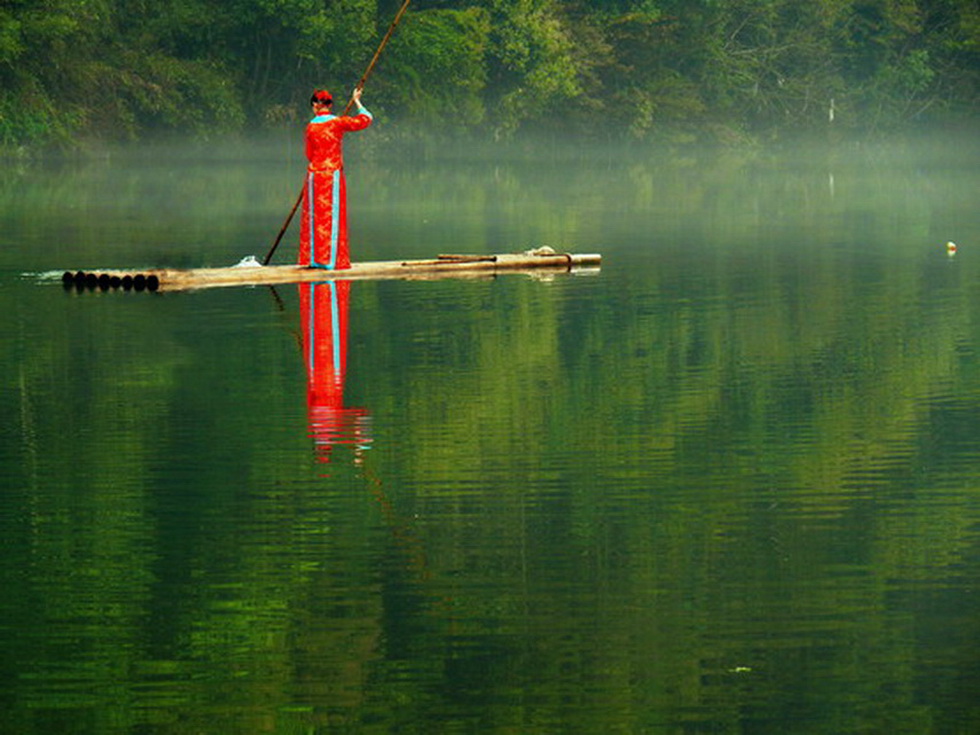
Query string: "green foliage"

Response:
xmin=384 ymin=8 xmax=491 ymax=126
xmin=102 ymin=52 xmax=245 ymax=137
xmin=0 ymin=85 xmax=71 ymax=148
xmin=0 ymin=9 xmax=25 ymax=67
xmin=485 ymin=0 xmax=582 ymax=135
xmin=0 ymin=0 xmax=977 ymax=150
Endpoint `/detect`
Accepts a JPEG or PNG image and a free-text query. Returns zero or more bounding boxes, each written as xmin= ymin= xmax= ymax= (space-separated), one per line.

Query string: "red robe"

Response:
xmin=298 ymin=108 xmax=373 ymax=269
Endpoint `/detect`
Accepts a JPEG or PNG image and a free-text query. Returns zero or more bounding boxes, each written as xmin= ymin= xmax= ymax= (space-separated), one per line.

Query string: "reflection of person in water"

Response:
xmin=299 ymin=281 xmax=372 ymax=464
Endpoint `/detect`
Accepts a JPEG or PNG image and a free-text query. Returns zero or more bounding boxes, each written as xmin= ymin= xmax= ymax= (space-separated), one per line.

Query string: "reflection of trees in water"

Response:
xmin=4 ymin=144 xmax=980 ymax=732
xmin=354 ymin=194 xmax=980 ymax=729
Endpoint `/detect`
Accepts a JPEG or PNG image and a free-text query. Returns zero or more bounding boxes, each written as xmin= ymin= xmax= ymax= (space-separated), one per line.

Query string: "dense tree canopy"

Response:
xmin=1 ymin=0 xmax=977 ymax=148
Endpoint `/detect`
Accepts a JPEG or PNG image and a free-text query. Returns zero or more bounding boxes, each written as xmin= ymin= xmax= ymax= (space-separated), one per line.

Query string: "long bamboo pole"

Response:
xmin=263 ymin=0 xmax=413 ymax=266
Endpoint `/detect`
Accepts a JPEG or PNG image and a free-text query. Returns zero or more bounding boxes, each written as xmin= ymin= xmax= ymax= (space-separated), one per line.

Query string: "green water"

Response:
xmin=2 ymin=135 xmax=979 ymax=733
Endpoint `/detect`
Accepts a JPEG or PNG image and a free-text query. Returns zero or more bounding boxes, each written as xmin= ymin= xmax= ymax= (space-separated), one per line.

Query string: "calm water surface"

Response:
xmin=1 ymin=135 xmax=979 ymax=734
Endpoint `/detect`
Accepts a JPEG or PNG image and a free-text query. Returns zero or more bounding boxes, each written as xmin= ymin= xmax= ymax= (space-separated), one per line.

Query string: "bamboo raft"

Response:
xmin=59 ymin=250 xmax=601 ymax=293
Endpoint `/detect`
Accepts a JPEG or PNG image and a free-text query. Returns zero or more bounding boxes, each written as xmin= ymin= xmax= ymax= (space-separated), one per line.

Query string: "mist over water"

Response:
xmin=2 ymin=132 xmax=979 ymax=733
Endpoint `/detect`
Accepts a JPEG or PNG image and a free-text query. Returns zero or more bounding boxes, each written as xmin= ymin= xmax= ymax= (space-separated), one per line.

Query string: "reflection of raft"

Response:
xmin=62 ymin=250 xmax=602 ymax=293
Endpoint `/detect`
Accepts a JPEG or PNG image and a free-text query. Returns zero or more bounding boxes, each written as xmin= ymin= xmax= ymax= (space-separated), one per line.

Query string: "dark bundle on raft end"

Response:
xmin=62 ymin=271 xmax=159 ymax=292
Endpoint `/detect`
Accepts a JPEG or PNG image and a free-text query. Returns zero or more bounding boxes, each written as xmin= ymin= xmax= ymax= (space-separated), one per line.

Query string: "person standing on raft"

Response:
xmin=299 ymin=87 xmax=373 ymax=270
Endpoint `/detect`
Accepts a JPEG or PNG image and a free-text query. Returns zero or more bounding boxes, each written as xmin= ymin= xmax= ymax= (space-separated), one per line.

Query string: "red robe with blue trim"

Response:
xmin=299 ymin=107 xmax=373 ymax=269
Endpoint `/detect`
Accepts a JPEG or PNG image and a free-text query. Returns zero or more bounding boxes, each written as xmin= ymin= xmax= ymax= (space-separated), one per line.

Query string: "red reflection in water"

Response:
xmin=299 ymin=281 xmax=371 ymax=465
